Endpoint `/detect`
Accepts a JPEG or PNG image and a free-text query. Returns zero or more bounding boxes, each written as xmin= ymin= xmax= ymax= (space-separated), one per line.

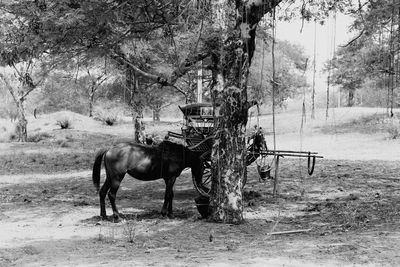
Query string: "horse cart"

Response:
xmin=167 ymin=103 xmax=323 ymax=198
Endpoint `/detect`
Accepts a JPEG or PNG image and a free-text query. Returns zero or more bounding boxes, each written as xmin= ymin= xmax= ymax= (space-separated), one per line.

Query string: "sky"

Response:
xmin=276 ymin=14 xmax=355 ymax=92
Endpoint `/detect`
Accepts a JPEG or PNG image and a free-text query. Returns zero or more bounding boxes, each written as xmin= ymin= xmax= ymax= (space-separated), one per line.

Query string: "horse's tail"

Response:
xmin=92 ymin=149 xmax=107 ymax=192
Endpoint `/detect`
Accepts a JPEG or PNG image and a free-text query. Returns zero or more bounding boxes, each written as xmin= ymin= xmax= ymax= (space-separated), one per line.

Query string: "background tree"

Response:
xmin=249 ymin=37 xmax=309 ymax=108
xmin=327 ymin=0 xmax=400 ymax=111
xmin=75 ymin=58 xmax=111 ymax=117
xmin=0 ymin=1 xmax=60 ymax=141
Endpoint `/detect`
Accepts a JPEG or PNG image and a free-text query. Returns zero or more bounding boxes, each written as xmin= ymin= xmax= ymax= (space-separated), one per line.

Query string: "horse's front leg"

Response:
xmin=161 ymin=176 xmax=177 ymax=218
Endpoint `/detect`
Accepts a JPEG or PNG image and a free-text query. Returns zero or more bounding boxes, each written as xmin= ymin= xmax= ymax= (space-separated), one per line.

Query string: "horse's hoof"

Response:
xmin=101 ymin=215 xmax=108 ymax=221
xmin=167 ymin=214 xmax=175 ymax=219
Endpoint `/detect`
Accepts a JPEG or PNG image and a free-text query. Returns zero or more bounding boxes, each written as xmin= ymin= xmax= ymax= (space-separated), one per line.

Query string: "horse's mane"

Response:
xmin=157 ymin=140 xmax=189 ymax=160
xmin=158 ymin=140 xmax=186 ymax=150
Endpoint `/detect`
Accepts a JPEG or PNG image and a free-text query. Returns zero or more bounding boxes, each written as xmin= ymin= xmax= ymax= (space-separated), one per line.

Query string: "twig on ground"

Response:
xmin=268 ymin=229 xmax=312 ymax=236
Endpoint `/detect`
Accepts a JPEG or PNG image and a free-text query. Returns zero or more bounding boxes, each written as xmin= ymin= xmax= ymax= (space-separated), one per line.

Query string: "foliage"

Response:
xmin=36 ymin=73 xmax=87 ymax=114
xmin=248 ymin=38 xmax=309 ymax=107
xmin=0 ymin=98 xmax=18 ymax=120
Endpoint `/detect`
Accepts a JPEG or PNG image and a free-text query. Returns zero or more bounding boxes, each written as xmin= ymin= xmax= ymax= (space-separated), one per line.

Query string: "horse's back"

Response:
xmin=105 ymin=142 xmax=154 ymax=171
xmin=104 ymin=141 xmax=190 ymax=181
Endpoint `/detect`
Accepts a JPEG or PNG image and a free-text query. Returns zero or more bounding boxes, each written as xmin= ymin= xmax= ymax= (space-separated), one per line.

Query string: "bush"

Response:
xmin=56 ymin=118 xmax=71 ymax=129
xmin=103 ymin=115 xmax=117 ymax=126
xmin=93 ymin=102 xmax=124 ymax=126
xmin=2 ymin=124 xmax=18 ymax=142
xmin=94 ymin=110 xmax=119 ymax=126
xmin=8 ymin=132 xmax=17 ymax=142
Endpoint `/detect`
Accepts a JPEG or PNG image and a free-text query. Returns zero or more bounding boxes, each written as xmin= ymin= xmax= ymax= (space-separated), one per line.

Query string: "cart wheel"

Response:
xmin=193 ymin=158 xmax=212 ymax=197
xmin=193 ymin=154 xmax=247 ymax=198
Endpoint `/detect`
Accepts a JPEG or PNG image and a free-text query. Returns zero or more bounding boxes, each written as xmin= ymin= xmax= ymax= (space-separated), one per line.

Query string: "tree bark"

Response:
xmin=15 ymin=98 xmax=28 ymax=142
xmin=209 ymin=0 xmax=281 ymax=224
xmin=0 ymin=73 xmax=29 ymax=142
xmin=88 ymin=87 xmax=95 ymax=117
xmin=126 ymin=65 xmax=146 ymax=143
xmin=134 ymin=111 xmax=145 ymax=143
xmin=348 ymin=89 xmax=355 ymax=107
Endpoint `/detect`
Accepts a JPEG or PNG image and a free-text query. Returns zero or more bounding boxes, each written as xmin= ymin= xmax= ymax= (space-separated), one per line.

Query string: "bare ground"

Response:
xmin=0 ymin=109 xmax=400 ymax=266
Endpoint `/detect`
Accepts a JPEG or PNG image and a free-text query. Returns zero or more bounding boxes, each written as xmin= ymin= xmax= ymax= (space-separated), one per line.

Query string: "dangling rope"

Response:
xmin=299 ymin=56 xmax=308 ymax=197
xmin=389 ymin=1 xmax=395 ymax=118
xmin=271 ymin=6 xmax=277 ymax=153
xmin=311 ymin=20 xmax=317 ymax=120
xmin=253 ymin=3 xmax=273 ymax=183
xmin=326 ymin=11 xmax=337 ymax=120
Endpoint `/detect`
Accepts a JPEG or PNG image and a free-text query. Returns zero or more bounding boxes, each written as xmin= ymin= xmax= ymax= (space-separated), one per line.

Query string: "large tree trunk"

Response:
xmin=209 ymin=0 xmax=280 ymax=224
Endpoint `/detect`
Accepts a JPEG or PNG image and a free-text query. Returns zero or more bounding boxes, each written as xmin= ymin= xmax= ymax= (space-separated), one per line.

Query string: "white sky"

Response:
xmin=276 ymin=14 xmax=355 ymax=91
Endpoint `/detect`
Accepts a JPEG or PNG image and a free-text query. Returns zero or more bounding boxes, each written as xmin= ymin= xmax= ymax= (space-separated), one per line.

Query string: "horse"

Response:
xmin=92 ymin=140 xmax=203 ymax=222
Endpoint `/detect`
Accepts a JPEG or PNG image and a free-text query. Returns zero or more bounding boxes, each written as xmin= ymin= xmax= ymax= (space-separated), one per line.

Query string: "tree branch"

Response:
xmin=110 ymin=50 xmax=210 ymax=88
xmin=341 ymin=29 xmax=365 ymax=47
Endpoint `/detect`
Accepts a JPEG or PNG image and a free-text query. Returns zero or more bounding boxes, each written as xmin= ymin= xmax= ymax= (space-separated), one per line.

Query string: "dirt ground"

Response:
xmin=0 ymin=109 xmax=400 ymax=266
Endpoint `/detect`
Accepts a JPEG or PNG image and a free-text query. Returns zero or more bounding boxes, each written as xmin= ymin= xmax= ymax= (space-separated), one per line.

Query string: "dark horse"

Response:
xmin=92 ymin=140 xmax=203 ymax=222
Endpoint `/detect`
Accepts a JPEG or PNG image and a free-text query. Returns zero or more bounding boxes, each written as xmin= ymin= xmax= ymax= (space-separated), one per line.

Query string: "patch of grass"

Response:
xmin=319 ymin=113 xmax=395 ymax=135
xmin=387 ymin=124 xmax=400 ymax=139
xmin=318 ymin=197 xmax=400 ymax=231
xmin=123 ymin=220 xmax=138 ymax=243
xmin=60 ymin=140 xmax=70 ymax=148
xmin=97 ymin=225 xmax=116 ymax=243
xmin=27 ymin=132 xmax=52 ymax=143
xmin=56 ymin=135 xmax=73 ymax=147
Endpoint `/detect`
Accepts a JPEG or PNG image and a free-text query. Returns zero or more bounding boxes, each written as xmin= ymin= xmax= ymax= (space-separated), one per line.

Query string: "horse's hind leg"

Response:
xmin=108 ymin=174 xmax=124 ymax=222
xmin=99 ymin=178 xmax=111 ymax=220
xmin=162 ymin=176 xmax=177 ymax=218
